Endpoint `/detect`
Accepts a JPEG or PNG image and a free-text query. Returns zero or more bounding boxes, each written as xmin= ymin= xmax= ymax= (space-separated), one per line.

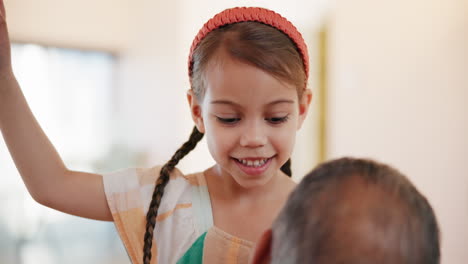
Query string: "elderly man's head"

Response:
xmin=250 ymin=157 xmax=440 ymax=264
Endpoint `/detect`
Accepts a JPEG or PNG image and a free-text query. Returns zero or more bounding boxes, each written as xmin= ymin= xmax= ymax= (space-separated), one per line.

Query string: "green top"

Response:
xmin=177 ymin=232 xmax=208 ymax=264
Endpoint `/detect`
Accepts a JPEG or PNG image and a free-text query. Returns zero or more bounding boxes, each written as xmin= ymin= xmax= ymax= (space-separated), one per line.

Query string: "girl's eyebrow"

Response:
xmin=210 ymin=100 xmax=240 ymax=106
xmin=210 ymin=99 xmax=294 ymax=106
xmin=266 ymin=99 xmax=295 ymax=106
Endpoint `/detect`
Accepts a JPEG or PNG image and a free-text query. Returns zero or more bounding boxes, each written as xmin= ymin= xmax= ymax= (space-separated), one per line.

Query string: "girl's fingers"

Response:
xmin=0 ymin=0 xmax=12 ymax=74
xmin=0 ymin=0 xmax=5 ymax=20
xmin=0 ymin=0 xmax=7 ymax=32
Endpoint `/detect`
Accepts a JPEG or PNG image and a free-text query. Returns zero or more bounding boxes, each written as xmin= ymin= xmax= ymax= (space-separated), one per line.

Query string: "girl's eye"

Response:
xmin=216 ymin=117 xmax=240 ymax=124
xmin=266 ymin=115 xmax=289 ymax=124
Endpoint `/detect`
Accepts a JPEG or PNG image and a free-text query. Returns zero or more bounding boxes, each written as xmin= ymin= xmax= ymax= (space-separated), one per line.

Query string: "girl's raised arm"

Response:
xmin=0 ymin=1 xmax=112 ymax=221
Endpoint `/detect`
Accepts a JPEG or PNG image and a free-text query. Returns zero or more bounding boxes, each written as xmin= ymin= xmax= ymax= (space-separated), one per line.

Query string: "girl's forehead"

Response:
xmin=202 ymin=53 xmax=298 ymax=103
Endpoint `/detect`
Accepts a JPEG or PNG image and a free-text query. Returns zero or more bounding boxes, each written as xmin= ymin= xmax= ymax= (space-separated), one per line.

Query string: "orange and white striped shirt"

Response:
xmin=103 ymin=166 xmax=253 ymax=264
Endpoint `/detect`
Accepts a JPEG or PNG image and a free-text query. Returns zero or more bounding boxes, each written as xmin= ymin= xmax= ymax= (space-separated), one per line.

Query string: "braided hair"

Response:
xmin=142 ymin=126 xmax=204 ymax=263
xmin=281 ymin=159 xmax=292 ymax=177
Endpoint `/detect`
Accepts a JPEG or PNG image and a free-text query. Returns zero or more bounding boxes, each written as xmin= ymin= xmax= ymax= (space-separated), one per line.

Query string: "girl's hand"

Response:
xmin=0 ymin=0 xmax=13 ymax=78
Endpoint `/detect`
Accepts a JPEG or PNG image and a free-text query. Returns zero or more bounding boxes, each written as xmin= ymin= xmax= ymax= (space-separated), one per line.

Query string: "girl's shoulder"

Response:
xmin=102 ymin=165 xmax=206 ymax=191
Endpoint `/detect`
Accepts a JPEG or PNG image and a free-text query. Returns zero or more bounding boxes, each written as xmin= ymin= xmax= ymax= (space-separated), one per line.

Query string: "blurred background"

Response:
xmin=0 ymin=0 xmax=466 ymax=263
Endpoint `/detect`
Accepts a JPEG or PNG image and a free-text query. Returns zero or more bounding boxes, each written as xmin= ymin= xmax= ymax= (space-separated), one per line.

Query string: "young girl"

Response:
xmin=0 ymin=4 xmax=312 ymax=264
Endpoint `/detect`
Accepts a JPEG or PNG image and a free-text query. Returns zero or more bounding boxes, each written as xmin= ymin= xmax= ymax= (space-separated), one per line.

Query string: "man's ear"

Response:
xmin=187 ymin=89 xmax=205 ymax=133
xmin=297 ymin=88 xmax=313 ymax=130
xmin=249 ymin=229 xmax=273 ymax=264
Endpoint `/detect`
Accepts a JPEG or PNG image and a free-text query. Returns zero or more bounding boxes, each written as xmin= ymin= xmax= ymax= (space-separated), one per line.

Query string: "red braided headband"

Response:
xmin=188 ymin=7 xmax=309 ymax=81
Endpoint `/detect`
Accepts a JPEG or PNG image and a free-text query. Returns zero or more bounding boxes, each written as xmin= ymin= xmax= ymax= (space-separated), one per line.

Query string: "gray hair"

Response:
xmin=271 ymin=157 xmax=440 ymax=264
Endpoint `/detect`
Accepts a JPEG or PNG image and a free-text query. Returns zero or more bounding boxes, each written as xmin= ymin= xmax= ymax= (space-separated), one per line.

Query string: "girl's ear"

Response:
xmin=297 ymin=88 xmax=313 ymax=130
xmin=187 ymin=90 xmax=205 ymax=133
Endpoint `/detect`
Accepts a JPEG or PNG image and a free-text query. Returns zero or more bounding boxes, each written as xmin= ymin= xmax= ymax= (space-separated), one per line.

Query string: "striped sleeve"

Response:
xmin=103 ymin=166 xmax=162 ymax=264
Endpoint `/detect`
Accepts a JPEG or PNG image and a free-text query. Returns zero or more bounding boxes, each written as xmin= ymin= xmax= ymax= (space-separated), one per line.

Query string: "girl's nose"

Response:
xmin=239 ymin=122 xmax=267 ymax=148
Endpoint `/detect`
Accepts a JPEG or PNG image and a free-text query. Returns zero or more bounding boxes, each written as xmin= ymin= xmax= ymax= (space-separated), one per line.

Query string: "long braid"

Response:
xmin=142 ymin=126 xmax=204 ymax=264
xmin=281 ymin=158 xmax=292 ymax=177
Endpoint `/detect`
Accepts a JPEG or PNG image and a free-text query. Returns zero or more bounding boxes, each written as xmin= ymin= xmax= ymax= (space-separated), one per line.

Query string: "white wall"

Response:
xmin=6 ymin=0 xmax=135 ymax=52
xmin=328 ymin=0 xmax=468 ymax=263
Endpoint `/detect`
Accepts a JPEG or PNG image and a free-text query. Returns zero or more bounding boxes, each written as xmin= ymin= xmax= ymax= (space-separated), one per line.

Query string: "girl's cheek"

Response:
xmin=276 ymin=127 xmax=298 ymax=145
xmin=209 ymin=124 xmax=237 ymax=138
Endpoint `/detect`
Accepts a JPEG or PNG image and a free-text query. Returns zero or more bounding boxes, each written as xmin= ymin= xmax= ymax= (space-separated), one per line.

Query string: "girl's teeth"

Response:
xmin=239 ymin=158 xmax=268 ymax=167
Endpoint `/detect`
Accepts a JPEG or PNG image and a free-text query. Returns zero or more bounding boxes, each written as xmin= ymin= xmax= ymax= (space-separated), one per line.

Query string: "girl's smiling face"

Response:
xmin=188 ymin=52 xmax=312 ymax=188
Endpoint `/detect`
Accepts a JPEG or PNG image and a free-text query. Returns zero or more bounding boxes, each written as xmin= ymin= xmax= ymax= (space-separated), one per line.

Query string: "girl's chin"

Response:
xmin=232 ymin=170 xmax=276 ymax=189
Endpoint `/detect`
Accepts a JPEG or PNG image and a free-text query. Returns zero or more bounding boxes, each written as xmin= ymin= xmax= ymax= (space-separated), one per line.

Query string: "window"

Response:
xmin=0 ymin=44 xmax=128 ymax=264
